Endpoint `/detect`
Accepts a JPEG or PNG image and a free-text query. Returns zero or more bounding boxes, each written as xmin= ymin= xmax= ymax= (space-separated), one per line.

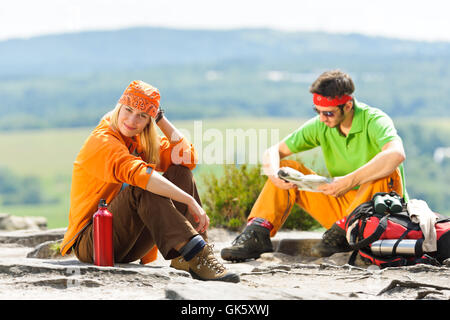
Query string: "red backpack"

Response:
xmin=344 ymin=192 xmax=450 ymax=268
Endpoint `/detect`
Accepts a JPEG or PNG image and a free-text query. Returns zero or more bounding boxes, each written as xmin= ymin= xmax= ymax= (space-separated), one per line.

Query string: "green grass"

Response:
xmin=0 ymin=117 xmax=310 ymax=175
xmin=0 ymin=127 xmax=92 ymax=176
xmin=0 ymin=117 xmax=314 ymax=228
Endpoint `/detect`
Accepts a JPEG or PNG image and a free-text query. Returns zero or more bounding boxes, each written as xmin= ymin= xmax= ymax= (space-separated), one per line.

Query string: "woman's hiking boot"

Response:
xmin=170 ymin=232 xmax=209 ymax=272
xmin=170 ymin=256 xmax=190 ymax=272
xmin=310 ymin=222 xmax=352 ymax=257
xmin=220 ymin=223 xmax=273 ymax=262
xmin=188 ymin=244 xmax=240 ymax=283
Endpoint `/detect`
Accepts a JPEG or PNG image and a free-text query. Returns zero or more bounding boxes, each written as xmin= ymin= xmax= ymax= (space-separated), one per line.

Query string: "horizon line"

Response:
xmin=1 ymin=25 xmax=450 ymax=44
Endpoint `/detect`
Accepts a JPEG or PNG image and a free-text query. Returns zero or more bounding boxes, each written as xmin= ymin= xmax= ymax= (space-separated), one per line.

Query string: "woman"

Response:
xmin=60 ymin=80 xmax=239 ymax=283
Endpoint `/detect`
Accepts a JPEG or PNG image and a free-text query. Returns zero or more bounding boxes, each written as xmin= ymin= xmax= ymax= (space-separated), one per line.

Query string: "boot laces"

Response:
xmin=196 ymin=244 xmax=226 ymax=274
xmin=232 ymin=230 xmax=257 ymax=246
xmin=177 ymin=257 xmax=185 ymax=263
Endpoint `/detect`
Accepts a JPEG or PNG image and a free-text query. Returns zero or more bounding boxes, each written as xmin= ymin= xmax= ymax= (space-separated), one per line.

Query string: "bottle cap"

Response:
xmin=99 ymin=199 xmax=107 ymax=208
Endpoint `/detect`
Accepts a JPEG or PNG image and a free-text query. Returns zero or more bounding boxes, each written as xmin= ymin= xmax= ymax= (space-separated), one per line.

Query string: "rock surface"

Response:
xmin=0 ymin=213 xmax=47 ymax=231
xmin=1 ymin=227 xmax=449 ymax=300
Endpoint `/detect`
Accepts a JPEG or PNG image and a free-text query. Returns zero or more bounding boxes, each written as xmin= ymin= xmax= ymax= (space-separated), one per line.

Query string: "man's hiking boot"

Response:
xmin=311 ymin=222 xmax=352 ymax=257
xmin=221 ymin=224 xmax=273 ymax=262
xmin=188 ymin=244 xmax=240 ymax=283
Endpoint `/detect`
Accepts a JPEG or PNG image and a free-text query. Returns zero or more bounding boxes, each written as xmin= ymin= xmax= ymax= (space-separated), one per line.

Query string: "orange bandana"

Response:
xmin=119 ymin=80 xmax=160 ymax=117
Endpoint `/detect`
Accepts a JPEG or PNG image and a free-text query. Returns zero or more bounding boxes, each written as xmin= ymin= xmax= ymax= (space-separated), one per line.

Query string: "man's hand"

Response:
xmin=268 ymin=175 xmax=297 ymax=190
xmin=317 ymin=176 xmax=355 ymax=197
xmin=187 ymin=198 xmax=210 ymax=234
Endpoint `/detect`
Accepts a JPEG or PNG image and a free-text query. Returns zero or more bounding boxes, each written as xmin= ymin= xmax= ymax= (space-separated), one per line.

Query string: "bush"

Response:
xmin=200 ymin=163 xmax=320 ymax=231
xmin=0 ymin=167 xmax=58 ymax=206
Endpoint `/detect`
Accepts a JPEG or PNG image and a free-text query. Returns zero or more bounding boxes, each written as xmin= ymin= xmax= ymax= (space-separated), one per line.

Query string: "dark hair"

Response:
xmin=309 ymin=70 xmax=355 ymax=97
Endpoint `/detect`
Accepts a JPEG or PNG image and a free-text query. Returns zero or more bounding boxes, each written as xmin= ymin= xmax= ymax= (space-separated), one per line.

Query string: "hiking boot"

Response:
xmin=170 ymin=256 xmax=189 ymax=272
xmin=171 ymin=233 xmax=209 ymax=272
xmin=311 ymin=222 xmax=352 ymax=257
xmin=188 ymin=244 xmax=240 ymax=283
xmin=221 ymin=224 xmax=273 ymax=262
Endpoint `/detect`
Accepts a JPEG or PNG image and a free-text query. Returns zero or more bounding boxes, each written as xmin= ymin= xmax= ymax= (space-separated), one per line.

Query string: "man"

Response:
xmin=221 ymin=70 xmax=408 ymax=261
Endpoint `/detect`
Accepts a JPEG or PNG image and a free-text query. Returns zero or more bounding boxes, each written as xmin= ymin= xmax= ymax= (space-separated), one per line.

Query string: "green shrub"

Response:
xmin=0 ymin=167 xmax=58 ymax=206
xmin=200 ymin=163 xmax=320 ymax=231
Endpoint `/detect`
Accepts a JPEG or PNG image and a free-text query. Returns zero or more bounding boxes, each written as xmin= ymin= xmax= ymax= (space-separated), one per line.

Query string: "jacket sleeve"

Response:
xmin=157 ymin=136 xmax=198 ymax=172
xmin=76 ymin=131 xmax=155 ymax=190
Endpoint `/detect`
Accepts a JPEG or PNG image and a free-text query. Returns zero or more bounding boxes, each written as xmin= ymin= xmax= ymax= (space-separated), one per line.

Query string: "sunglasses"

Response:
xmin=312 ymin=105 xmax=344 ymax=117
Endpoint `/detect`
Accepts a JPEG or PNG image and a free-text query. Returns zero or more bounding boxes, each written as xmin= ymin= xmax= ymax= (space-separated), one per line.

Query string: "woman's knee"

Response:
xmin=165 ymin=164 xmax=192 ymax=174
xmin=163 ymin=165 xmax=194 ymax=182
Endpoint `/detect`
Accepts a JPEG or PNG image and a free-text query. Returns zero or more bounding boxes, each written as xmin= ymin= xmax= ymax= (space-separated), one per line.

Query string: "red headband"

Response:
xmin=313 ymin=93 xmax=352 ymax=107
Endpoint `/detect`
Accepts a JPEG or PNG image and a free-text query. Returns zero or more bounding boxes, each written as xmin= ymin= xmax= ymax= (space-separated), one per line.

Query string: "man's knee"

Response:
xmin=279 ymin=159 xmax=315 ymax=175
xmin=279 ymin=159 xmax=299 ymax=168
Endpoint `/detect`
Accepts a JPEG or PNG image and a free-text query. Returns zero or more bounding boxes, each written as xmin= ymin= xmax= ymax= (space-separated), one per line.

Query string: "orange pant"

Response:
xmin=248 ymin=159 xmax=403 ymax=236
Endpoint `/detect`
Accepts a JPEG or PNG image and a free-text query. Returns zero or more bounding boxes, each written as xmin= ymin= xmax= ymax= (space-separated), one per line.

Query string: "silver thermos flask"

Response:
xmin=370 ymin=238 xmax=424 ymax=257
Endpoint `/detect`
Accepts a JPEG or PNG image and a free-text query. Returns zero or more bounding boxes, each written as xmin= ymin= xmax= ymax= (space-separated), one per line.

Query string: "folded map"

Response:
xmin=277 ymin=167 xmax=332 ymax=192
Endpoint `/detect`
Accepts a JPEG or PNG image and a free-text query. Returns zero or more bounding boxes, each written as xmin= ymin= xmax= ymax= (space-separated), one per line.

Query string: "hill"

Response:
xmin=3 ymin=27 xmax=449 ymax=76
xmin=1 ymin=27 xmax=450 ymax=129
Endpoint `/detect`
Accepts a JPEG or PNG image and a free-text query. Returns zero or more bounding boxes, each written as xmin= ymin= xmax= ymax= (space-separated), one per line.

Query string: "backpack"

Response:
xmin=344 ymin=192 xmax=450 ymax=268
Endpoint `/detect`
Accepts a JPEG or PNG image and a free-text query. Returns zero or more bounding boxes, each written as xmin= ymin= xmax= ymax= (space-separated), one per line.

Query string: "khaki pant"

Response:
xmin=248 ymin=159 xmax=404 ymax=236
xmin=74 ymin=165 xmax=204 ymax=263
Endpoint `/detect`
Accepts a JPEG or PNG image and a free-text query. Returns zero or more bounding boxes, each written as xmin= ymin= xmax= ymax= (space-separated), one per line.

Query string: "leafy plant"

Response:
xmin=200 ymin=163 xmax=320 ymax=231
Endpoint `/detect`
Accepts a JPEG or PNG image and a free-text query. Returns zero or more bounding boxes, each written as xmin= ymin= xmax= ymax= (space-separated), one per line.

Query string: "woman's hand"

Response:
xmin=187 ymin=197 xmax=210 ymax=234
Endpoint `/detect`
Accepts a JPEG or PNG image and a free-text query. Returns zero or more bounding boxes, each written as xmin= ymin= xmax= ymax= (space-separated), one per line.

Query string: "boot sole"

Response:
xmin=311 ymin=245 xmax=353 ymax=258
xmin=189 ymin=269 xmax=240 ymax=283
xmin=220 ymin=248 xmax=269 ymax=262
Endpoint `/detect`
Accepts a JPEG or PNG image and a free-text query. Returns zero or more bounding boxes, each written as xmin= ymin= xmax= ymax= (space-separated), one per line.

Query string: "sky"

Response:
xmin=1 ymin=0 xmax=450 ymax=42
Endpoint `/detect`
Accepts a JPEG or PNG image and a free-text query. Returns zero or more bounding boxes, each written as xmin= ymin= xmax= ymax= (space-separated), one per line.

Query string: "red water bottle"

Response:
xmin=93 ymin=199 xmax=114 ymax=266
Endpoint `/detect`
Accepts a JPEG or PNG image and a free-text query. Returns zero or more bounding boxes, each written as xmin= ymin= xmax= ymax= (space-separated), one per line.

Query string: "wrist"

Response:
xmin=262 ymin=162 xmax=278 ymax=177
xmin=184 ymin=194 xmax=196 ymax=206
xmin=155 ymin=109 xmax=165 ymax=123
xmin=345 ymin=172 xmax=359 ymax=188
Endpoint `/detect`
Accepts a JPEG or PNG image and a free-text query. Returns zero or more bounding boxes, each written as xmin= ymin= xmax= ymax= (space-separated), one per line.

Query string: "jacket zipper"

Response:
xmin=60 ymin=220 xmax=92 ymax=253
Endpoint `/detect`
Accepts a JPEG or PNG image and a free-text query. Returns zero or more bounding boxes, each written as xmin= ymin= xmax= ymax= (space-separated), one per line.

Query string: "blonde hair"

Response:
xmin=108 ymin=104 xmax=160 ymax=166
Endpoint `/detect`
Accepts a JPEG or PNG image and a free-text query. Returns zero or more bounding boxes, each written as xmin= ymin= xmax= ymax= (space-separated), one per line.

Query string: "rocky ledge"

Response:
xmin=0 ymin=226 xmax=449 ymax=300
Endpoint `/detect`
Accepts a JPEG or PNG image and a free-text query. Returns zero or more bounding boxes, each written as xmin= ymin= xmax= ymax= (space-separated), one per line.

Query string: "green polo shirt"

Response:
xmin=283 ymin=100 xmax=407 ymax=198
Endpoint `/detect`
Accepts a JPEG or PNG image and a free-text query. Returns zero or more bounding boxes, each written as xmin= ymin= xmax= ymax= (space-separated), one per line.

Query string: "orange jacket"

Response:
xmin=60 ymin=116 xmax=197 ymax=264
